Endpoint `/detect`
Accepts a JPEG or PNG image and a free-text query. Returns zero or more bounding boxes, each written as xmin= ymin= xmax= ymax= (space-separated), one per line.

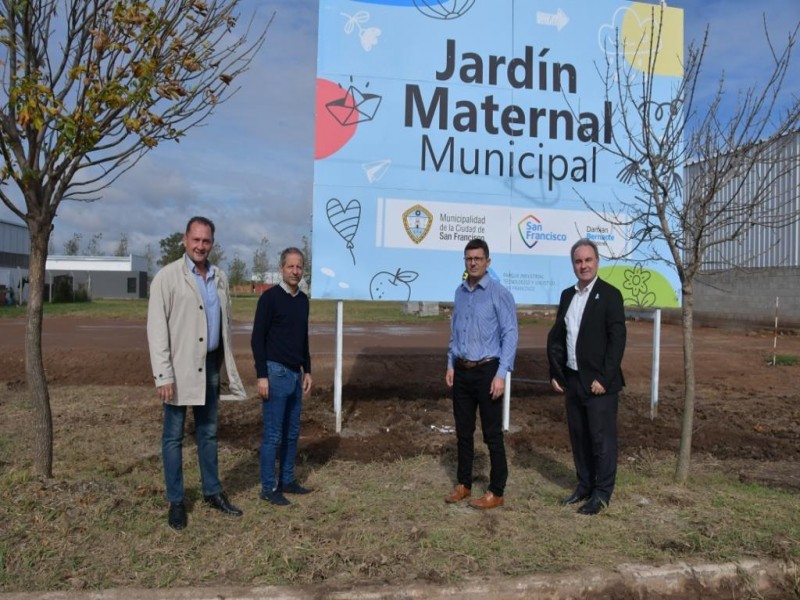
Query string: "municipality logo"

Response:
xmin=403 ymin=204 xmax=433 ymax=244
xmin=518 ymin=214 xmax=542 ymax=248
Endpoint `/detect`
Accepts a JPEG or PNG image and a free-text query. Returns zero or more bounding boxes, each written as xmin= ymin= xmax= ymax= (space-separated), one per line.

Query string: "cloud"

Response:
xmin=5 ymin=0 xmax=799 ymax=273
xmin=48 ymin=0 xmax=319 ymax=267
xmin=670 ymin=0 xmax=800 ymax=111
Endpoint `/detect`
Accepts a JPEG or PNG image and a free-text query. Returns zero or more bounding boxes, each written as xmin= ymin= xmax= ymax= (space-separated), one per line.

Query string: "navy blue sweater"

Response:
xmin=251 ymin=285 xmax=311 ymax=378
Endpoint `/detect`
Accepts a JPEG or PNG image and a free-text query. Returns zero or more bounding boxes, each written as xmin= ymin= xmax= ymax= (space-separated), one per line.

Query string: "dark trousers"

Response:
xmin=565 ymin=369 xmax=618 ymax=503
xmin=452 ymin=361 xmax=507 ymax=496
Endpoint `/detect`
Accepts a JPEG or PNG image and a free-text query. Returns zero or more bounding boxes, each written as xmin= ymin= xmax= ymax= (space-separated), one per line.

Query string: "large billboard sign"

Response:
xmin=313 ymin=0 xmax=683 ymax=307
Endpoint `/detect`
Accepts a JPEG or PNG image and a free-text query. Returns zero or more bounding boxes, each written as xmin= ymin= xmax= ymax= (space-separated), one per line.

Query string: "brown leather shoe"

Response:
xmin=444 ymin=484 xmax=471 ymax=503
xmin=468 ymin=491 xmax=504 ymax=510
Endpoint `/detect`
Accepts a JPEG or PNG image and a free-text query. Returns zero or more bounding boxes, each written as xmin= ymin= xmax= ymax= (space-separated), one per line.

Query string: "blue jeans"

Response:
xmin=162 ymin=353 xmax=221 ymax=503
xmin=260 ymin=360 xmax=303 ymax=493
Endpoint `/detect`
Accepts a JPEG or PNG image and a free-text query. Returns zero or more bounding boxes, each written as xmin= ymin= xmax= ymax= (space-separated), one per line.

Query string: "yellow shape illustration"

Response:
xmin=622 ymin=2 xmax=683 ymax=77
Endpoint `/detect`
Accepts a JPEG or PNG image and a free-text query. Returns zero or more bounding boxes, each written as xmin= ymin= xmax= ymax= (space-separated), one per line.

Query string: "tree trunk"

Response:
xmin=25 ymin=219 xmax=53 ymax=478
xmin=674 ymin=281 xmax=695 ymax=484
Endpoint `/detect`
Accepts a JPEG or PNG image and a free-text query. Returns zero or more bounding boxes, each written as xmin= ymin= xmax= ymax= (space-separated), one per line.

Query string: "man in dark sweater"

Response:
xmin=251 ymin=247 xmax=313 ymax=505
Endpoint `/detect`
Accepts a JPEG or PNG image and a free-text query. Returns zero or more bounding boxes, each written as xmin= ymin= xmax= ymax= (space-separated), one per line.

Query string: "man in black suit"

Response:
xmin=547 ymin=238 xmax=626 ymax=515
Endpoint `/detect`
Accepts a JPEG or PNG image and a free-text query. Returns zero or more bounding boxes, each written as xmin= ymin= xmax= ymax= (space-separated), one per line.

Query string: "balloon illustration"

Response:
xmin=352 ymin=0 xmax=476 ymax=20
xmin=326 ymin=198 xmax=361 ymax=264
xmin=413 ymin=0 xmax=475 ymax=20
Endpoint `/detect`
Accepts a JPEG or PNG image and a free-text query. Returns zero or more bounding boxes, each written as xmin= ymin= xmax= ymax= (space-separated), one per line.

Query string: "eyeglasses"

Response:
xmin=464 ymin=256 xmax=486 ymax=263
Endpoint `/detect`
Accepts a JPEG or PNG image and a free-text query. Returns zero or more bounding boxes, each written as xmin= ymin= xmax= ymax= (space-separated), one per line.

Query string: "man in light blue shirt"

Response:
xmin=445 ymin=239 xmax=518 ymax=510
xmin=147 ymin=216 xmax=247 ymax=530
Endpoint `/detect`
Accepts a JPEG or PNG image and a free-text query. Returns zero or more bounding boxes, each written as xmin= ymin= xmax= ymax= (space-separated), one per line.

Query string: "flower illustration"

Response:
xmin=623 ymin=264 xmax=656 ymax=307
xmin=360 ymin=27 xmax=381 ymax=51
xmin=342 ymin=12 xmax=381 ymax=52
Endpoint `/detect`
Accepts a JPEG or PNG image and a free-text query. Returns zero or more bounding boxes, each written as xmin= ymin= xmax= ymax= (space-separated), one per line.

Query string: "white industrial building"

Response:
xmin=45 ymin=255 xmax=149 ymax=300
xmin=0 ymin=218 xmax=29 ymax=305
xmin=2 ymin=216 xmax=148 ymax=302
xmin=688 ymin=130 xmax=800 ymax=327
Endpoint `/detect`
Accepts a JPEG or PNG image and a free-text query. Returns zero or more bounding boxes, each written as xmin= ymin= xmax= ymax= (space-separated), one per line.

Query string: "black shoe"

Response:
xmin=561 ymin=489 xmax=591 ymax=506
xmin=168 ymin=501 xmax=187 ymax=530
xmin=577 ymin=496 xmax=607 ymax=515
xmin=260 ymin=490 xmax=291 ymax=506
xmin=204 ymin=492 xmax=243 ymax=517
xmin=561 ymin=490 xmax=591 ymax=506
xmin=279 ymin=481 xmax=312 ymax=495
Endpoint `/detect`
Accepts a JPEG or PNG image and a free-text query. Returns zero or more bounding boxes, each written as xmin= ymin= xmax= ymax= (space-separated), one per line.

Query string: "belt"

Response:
xmin=455 ymin=356 xmax=498 ymax=370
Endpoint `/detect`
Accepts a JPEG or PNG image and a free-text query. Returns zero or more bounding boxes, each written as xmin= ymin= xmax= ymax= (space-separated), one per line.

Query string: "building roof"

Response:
xmin=46 ymin=255 xmax=148 ymax=272
xmin=0 ymin=218 xmax=26 ymax=229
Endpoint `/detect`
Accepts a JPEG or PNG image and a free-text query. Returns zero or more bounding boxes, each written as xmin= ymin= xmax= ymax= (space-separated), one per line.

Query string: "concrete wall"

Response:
xmin=402 ymin=301 xmax=440 ymax=316
xmin=48 ymin=270 xmax=147 ymax=299
xmin=90 ymin=271 xmax=147 ymax=299
xmin=693 ymin=268 xmax=800 ymax=328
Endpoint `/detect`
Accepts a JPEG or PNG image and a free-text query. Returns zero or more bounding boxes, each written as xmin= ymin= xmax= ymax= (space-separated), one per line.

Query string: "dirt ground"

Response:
xmin=1 ymin=314 xmax=799 ymax=491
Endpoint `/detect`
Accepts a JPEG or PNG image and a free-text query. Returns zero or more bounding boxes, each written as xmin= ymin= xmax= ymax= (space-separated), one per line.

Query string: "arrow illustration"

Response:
xmin=536 ymin=8 xmax=569 ymax=31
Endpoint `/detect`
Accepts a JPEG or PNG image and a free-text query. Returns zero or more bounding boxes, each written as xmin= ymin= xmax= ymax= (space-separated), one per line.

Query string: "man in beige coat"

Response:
xmin=147 ymin=216 xmax=247 ymax=530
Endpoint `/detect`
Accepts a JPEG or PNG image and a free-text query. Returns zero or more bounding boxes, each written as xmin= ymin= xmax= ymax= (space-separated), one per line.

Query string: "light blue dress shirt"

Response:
xmin=186 ymin=255 xmax=221 ymax=352
xmin=447 ymin=274 xmax=519 ymax=379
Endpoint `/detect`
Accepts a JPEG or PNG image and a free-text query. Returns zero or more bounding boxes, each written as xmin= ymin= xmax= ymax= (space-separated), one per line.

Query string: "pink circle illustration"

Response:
xmin=315 ymin=78 xmax=357 ymax=159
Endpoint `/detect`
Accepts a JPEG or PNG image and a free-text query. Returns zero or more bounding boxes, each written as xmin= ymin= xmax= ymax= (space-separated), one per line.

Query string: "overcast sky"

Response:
xmin=2 ymin=0 xmax=799 ymax=270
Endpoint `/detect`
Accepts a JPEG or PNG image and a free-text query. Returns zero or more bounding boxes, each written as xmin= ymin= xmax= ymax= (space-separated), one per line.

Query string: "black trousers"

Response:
xmin=565 ymin=369 xmax=618 ymax=503
xmin=452 ymin=360 xmax=507 ymax=496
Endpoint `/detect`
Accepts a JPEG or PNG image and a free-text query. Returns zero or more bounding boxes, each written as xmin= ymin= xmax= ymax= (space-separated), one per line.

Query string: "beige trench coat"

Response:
xmin=147 ymin=256 xmax=246 ymax=405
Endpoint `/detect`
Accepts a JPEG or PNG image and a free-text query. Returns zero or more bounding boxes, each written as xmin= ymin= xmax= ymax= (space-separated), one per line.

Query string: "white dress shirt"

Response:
xmin=565 ymin=277 xmax=597 ymax=371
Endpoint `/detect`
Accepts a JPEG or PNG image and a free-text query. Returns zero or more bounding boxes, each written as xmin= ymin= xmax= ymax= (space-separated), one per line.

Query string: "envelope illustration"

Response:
xmin=326 ymin=84 xmax=382 ymax=126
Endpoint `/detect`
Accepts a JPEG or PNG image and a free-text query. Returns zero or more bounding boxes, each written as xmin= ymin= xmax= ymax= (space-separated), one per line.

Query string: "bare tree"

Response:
xmin=209 ymin=240 xmax=225 ymax=266
xmin=63 ymin=232 xmax=82 ymax=255
xmin=301 ymin=234 xmax=312 ymax=290
xmin=597 ymin=8 xmax=800 ymax=483
xmin=114 ymin=233 xmax=128 ymax=257
xmin=227 ymin=253 xmax=247 ymax=288
xmin=85 ymin=232 xmax=103 ymax=255
xmin=0 ymin=1 xmax=270 ymax=477
xmin=144 ymin=242 xmax=155 ymax=275
xmin=251 ymin=235 xmax=269 ymax=283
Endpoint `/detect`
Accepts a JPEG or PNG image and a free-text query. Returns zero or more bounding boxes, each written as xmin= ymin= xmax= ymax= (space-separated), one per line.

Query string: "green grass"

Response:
xmin=770 ymin=354 xmax=799 ymax=366
xmin=0 ymin=298 xmax=453 ymax=323
xmin=0 ymin=298 xmax=554 ymax=325
xmin=0 ymin=299 xmax=149 ymax=320
xmin=1 ymin=385 xmax=798 ymax=593
xmin=307 ymin=299 xmax=449 ymax=323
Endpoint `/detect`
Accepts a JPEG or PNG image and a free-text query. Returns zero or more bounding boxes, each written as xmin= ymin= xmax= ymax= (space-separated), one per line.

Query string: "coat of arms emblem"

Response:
xmin=403 ymin=205 xmax=433 ymax=244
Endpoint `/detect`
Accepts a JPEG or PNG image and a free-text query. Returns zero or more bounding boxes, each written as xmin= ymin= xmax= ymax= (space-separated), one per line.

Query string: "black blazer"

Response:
xmin=547 ymin=277 xmax=626 ymax=395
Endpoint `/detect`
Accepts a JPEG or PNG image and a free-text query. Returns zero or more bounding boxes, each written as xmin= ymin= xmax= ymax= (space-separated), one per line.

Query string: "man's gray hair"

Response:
xmin=279 ymin=247 xmax=305 ymax=268
xmin=570 ymin=238 xmax=599 ymax=260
